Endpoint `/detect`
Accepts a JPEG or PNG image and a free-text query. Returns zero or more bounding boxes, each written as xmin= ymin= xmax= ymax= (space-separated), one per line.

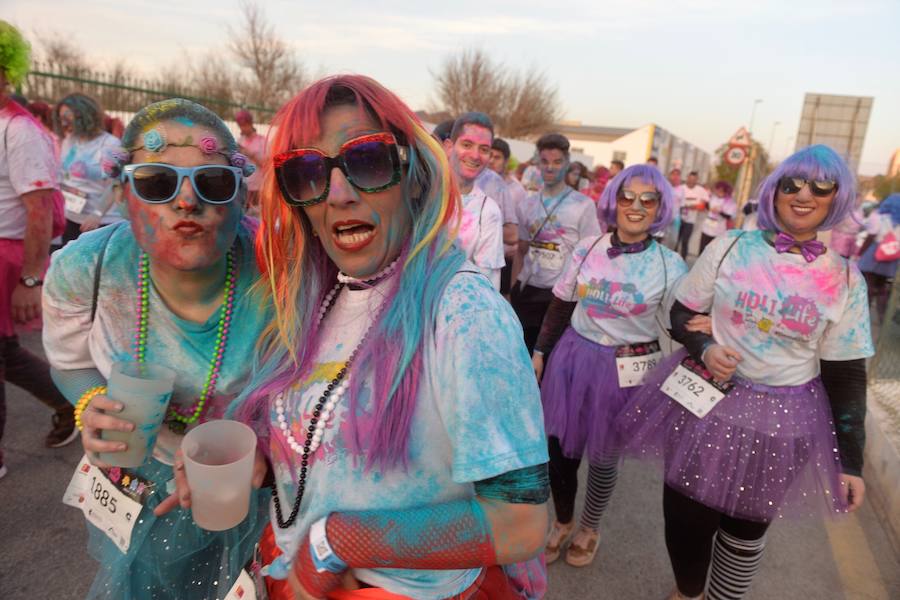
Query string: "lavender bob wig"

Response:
xmin=598 ymin=164 xmax=675 ymax=235
xmin=755 ymin=145 xmax=856 ymax=232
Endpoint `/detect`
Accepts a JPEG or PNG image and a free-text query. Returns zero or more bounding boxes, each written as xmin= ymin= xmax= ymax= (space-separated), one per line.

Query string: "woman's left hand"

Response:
xmin=154 ymin=446 xmax=270 ymax=517
xmin=839 ymin=473 xmax=865 ymax=512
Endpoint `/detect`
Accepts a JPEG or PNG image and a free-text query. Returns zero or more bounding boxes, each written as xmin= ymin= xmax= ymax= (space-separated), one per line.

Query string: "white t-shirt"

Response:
xmin=676 ymin=229 xmax=875 ymax=386
xmin=680 ymin=184 xmax=710 ymax=225
xmin=59 ymin=131 xmax=122 ymax=224
xmin=0 ymin=111 xmax=59 ymax=239
xmin=553 ymin=234 xmax=687 ymax=346
xmin=502 ymin=177 xmax=527 ymax=256
xmin=701 ymin=194 xmax=737 ymax=238
xmin=268 ymin=272 xmax=547 ymax=599
xmin=457 ymin=188 xmax=505 ymax=290
xmin=516 ymin=188 xmax=601 ymax=289
xmin=474 ymin=167 xmax=513 ymax=226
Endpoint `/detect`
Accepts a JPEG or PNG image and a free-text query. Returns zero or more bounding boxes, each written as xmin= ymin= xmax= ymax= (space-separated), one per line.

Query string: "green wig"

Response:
xmin=0 ymin=21 xmax=31 ymax=87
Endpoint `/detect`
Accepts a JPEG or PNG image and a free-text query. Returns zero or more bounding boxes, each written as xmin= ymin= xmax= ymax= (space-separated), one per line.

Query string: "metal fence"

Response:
xmin=21 ymin=62 xmax=277 ymax=124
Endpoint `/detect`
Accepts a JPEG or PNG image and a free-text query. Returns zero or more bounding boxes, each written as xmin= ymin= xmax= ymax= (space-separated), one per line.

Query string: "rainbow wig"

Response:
xmin=233 ymin=74 xmax=464 ymax=470
xmin=0 ymin=21 xmax=30 ymax=88
xmin=597 ymin=164 xmax=675 ymax=235
xmin=755 ymin=145 xmax=856 ymax=232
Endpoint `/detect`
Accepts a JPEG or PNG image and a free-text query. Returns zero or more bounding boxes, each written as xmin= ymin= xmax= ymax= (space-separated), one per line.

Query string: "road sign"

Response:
xmin=724 ymin=145 xmax=748 ymax=166
xmin=728 ymin=127 xmax=752 ymax=148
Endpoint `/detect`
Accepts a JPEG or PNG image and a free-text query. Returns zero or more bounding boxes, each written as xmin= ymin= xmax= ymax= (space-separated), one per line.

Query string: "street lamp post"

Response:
xmin=737 ymin=99 xmax=764 ymax=206
xmin=768 ymin=121 xmax=781 ymax=158
xmin=748 ymin=99 xmax=763 ymax=135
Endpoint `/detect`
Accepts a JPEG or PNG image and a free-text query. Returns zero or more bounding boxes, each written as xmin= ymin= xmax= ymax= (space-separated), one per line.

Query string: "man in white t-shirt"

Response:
xmin=511 ymin=133 xmax=601 ymax=352
xmin=442 ymin=112 xmax=505 ymax=289
xmin=0 ymin=24 xmax=79 ymax=480
xmin=676 ymin=170 xmax=710 ymax=258
xmin=487 ymin=137 xmax=527 ymax=295
xmin=664 ymin=168 xmax=684 ymax=250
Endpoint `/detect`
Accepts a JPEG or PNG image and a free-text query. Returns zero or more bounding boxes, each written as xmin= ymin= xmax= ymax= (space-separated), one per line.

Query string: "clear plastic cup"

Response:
xmin=99 ymin=362 xmax=176 ymax=468
xmin=181 ymin=419 xmax=257 ymax=531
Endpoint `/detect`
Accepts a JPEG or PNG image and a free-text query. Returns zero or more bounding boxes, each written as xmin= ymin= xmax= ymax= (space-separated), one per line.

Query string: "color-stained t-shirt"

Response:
xmin=700 ymin=194 xmax=737 ymax=238
xmin=516 ymin=188 xmax=601 ymax=289
xmin=42 ymin=220 xmax=266 ymax=464
xmin=0 ymin=111 xmax=59 ymax=239
xmin=457 ymin=187 xmax=505 ymax=290
xmin=59 ymin=131 xmax=122 ymax=224
xmin=268 ymin=272 xmax=547 ymax=600
xmin=680 ymin=184 xmax=709 ymax=225
xmin=553 ymin=234 xmax=687 ymax=346
xmin=676 ymin=229 xmax=874 ymax=386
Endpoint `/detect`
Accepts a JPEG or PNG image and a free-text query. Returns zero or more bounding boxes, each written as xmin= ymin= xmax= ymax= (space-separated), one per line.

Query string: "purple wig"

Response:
xmin=755 ymin=145 xmax=856 ymax=232
xmin=597 ymin=164 xmax=675 ymax=235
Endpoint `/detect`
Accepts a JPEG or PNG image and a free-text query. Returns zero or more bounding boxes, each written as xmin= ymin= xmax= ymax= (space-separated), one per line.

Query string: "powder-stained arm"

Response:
xmin=293 ymin=467 xmax=549 ymax=596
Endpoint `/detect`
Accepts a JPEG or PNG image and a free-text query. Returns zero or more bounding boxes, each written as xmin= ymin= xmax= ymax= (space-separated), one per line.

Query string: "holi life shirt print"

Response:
xmin=676 ymin=229 xmax=874 ymax=387
xmin=553 ymin=233 xmax=688 ymax=347
xmin=268 ymin=272 xmax=548 ymax=600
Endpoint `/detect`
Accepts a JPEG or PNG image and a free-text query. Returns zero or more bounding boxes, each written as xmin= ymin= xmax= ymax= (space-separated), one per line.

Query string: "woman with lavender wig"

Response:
xmin=533 ymin=165 xmax=687 ymax=568
xmin=618 ymin=145 xmax=873 ymax=599
xmin=231 ymin=74 xmax=549 ymax=600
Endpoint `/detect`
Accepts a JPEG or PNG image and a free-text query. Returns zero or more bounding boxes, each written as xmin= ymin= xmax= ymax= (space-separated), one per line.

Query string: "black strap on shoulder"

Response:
xmin=90 ymin=227 xmax=117 ymax=322
xmin=715 ymin=231 xmax=746 ymax=279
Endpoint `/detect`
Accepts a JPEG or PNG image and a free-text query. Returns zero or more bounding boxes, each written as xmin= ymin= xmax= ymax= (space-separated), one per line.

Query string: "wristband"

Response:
xmin=309 ymin=516 xmax=348 ymax=574
xmin=533 ymin=350 xmax=544 ymax=357
xmin=74 ymin=385 xmax=108 ymax=431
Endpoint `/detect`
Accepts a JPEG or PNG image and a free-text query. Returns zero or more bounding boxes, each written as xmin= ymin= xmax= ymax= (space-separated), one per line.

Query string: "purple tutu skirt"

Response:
xmin=618 ymin=348 xmax=847 ymax=522
xmin=541 ymin=327 xmax=640 ymax=462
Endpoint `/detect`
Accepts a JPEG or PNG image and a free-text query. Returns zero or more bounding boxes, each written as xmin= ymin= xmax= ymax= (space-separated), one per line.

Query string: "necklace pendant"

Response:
xmin=167 ymin=420 xmax=187 ymax=435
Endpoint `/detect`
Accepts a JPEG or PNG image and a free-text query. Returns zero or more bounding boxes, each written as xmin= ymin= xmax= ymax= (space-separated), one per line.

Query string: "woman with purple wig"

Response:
xmin=618 ymin=145 xmax=873 ymax=599
xmin=532 ymin=164 xmax=687 ymax=567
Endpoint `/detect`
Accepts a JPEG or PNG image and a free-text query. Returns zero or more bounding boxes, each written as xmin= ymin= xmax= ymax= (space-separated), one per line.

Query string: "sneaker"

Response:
xmin=46 ymin=406 xmax=79 ymax=448
xmin=565 ymin=527 xmax=600 ymax=567
xmin=0 ymin=464 xmax=7 ymax=480
xmin=545 ymin=521 xmax=575 ymax=564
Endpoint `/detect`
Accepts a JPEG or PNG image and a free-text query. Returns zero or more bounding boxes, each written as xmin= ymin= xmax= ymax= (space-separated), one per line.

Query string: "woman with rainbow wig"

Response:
xmin=233 ymin=75 xmax=550 ymax=600
xmin=532 ymin=164 xmax=687 ymax=567
xmin=43 ymin=97 xmax=268 ymax=599
xmin=618 ymin=145 xmax=873 ymax=600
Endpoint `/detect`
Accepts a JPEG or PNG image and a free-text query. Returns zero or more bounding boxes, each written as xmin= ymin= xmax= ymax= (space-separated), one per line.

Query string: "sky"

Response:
xmin=7 ymin=0 xmax=900 ymax=175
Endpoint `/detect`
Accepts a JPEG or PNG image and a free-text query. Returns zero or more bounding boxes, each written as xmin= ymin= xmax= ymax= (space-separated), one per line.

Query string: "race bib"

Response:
xmin=528 ymin=242 xmax=564 ymax=272
xmin=62 ymin=455 xmax=144 ymax=553
xmin=224 ymin=569 xmax=257 ymax=600
xmin=661 ymin=357 xmax=734 ymax=418
xmin=615 ymin=341 xmax=662 ymax=388
xmin=61 ymin=184 xmax=88 ymax=214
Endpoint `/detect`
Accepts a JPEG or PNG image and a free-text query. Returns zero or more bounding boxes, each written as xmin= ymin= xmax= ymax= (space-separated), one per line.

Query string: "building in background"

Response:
xmin=887 ymin=149 xmax=900 ymax=177
xmin=795 ymin=93 xmax=873 ymax=174
xmin=554 ymin=121 xmax=711 ymax=181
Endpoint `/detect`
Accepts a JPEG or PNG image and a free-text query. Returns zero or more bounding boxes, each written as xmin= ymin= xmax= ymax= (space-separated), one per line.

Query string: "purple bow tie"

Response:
xmin=774 ymin=232 xmax=826 ymax=263
xmin=607 ymin=242 xmax=646 ymax=258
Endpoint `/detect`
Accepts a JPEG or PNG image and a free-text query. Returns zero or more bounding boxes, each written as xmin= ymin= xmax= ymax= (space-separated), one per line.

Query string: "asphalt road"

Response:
xmin=1 ymin=331 xmax=898 ymax=600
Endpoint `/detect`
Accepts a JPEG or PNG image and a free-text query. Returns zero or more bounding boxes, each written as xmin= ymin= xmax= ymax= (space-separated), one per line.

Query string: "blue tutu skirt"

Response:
xmin=84 ymin=458 xmax=268 ymax=600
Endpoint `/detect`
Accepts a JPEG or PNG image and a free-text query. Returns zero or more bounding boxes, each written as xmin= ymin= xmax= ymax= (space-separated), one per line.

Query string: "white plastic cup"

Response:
xmin=181 ymin=419 xmax=257 ymax=531
xmin=99 ymin=361 xmax=176 ymax=468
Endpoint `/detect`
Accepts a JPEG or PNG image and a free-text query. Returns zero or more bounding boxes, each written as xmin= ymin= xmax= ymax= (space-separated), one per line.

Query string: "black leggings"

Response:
xmin=677 ymin=223 xmax=695 ymax=258
xmin=699 ymin=233 xmax=716 ymax=254
xmin=663 ymin=484 xmax=770 ymax=597
xmin=0 ymin=335 xmax=70 ymax=463
xmin=510 ymin=284 xmax=554 ymax=353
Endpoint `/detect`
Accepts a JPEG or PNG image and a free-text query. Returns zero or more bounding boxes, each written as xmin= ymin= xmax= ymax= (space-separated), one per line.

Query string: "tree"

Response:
xmin=872 ymin=174 xmax=900 ymax=200
xmin=227 ymin=0 xmax=306 ymax=109
xmin=431 ymin=48 xmax=561 ymax=139
xmin=714 ymin=141 xmax=771 ymax=187
xmin=33 ymin=32 xmax=89 ymax=72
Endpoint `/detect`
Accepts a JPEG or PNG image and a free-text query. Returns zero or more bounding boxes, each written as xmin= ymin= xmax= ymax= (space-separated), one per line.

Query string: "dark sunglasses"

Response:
xmin=778 ymin=176 xmax=838 ymax=197
xmin=274 ymin=133 xmax=409 ymax=207
xmin=121 ymin=163 xmax=242 ymax=204
xmin=616 ymin=189 xmax=661 ymax=209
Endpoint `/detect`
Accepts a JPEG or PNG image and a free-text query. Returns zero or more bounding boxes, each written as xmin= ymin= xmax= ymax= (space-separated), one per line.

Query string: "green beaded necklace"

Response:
xmin=134 ymin=250 xmax=236 ymax=433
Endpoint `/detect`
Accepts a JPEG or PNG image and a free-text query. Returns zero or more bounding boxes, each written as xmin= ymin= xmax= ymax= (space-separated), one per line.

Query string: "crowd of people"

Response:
xmin=1 ymin=19 xmax=897 ymax=600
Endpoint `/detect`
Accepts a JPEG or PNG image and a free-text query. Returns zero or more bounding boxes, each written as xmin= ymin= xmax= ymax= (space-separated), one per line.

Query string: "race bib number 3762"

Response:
xmin=660 ymin=357 xmax=734 ymax=418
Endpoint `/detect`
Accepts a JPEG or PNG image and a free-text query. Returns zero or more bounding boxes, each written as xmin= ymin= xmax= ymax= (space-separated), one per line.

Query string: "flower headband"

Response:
xmin=107 ymin=126 xmax=257 ymax=179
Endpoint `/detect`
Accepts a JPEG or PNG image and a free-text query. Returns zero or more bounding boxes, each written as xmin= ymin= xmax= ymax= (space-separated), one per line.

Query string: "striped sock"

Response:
xmin=580 ymin=460 xmax=618 ymax=531
xmin=706 ymin=529 xmax=766 ymax=600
